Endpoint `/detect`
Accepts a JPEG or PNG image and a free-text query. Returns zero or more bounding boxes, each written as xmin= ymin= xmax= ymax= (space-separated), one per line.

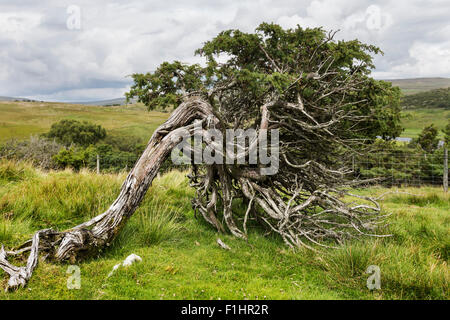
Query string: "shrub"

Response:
xmin=0 ymin=136 xmax=63 ymax=170
xmin=417 ymin=124 xmax=439 ymax=153
xmin=44 ymin=119 xmax=106 ymax=146
xmin=52 ymin=146 xmax=92 ymax=171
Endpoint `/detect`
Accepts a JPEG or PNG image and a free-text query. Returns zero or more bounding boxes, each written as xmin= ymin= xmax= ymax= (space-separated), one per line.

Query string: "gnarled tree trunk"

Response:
xmin=0 ymin=96 xmax=214 ymax=291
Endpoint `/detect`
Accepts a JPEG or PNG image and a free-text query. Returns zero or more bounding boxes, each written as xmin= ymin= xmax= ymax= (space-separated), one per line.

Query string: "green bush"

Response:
xmin=52 ymin=146 xmax=91 ymax=170
xmin=44 ymin=119 xmax=106 ymax=147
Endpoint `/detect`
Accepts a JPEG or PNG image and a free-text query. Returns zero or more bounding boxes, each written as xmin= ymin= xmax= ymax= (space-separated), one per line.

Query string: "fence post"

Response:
xmin=96 ymin=154 xmax=100 ymax=174
xmin=444 ymin=147 xmax=448 ymax=193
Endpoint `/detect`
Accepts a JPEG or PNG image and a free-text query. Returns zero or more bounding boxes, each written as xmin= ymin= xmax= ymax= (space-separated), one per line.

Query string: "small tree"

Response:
xmin=417 ymin=124 xmax=439 ymax=153
xmin=44 ymin=119 xmax=106 ymax=147
xmin=443 ymin=120 xmax=450 ymax=147
xmin=1 ymin=23 xmax=402 ymax=291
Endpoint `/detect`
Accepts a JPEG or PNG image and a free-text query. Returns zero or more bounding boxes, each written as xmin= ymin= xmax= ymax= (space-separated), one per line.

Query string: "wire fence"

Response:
xmin=349 ymin=149 xmax=449 ymax=189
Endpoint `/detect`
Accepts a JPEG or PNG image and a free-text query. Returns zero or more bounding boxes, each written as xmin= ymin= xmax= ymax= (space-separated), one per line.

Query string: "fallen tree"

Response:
xmin=0 ymin=23 xmax=401 ymax=291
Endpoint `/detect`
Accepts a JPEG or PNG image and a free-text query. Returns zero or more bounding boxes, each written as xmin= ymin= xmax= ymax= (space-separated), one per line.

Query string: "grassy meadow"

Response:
xmin=401 ymin=107 xmax=450 ymax=138
xmin=0 ymin=161 xmax=448 ymax=300
xmin=0 ymin=101 xmax=448 ymax=146
xmin=0 ymin=82 xmax=449 ymax=300
xmin=0 ymin=101 xmax=169 ymax=143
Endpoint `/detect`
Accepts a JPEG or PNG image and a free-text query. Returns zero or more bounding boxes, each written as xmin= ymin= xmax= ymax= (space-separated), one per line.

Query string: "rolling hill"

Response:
xmin=0 ymin=96 xmax=128 ymax=106
xmin=385 ymin=77 xmax=450 ymax=95
xmin=401 ymin=87 xmax=449 ymax=109
xmin=1 ymin=77 xmax=449 ymax=143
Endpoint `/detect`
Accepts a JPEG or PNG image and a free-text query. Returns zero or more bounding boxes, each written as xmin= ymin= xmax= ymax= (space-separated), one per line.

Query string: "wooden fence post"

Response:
xmin=96 ymin=154 xmax=100 ymax=174
xmin=444 ymin=147 xmax=448 ymax=193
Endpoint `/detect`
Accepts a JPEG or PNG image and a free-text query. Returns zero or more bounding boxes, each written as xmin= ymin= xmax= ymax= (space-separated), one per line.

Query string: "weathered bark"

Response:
xmin=0 ymin=96 xmax=215 ymax=291
xmin=1 ymin=25 xmax=394 ymax=293
xmin=0 ymin=94 xmax=388 ymax=292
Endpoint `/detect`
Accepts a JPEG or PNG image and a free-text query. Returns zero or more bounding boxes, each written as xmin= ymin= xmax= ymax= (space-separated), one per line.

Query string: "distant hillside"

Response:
xmin=0 ymin=96 xmax=128 ymax=106
xmin=401 ymin=87 xmax=450 ymax=109
xmin=0 ymin=96 xmax=41 ymax=102
xmin=0 ymin=96 xmax=16 ymax=101
xmin=386 ymin=77 xmax=450 ymax=95
xmin=74 ymin=98 xmax=128 ymax=106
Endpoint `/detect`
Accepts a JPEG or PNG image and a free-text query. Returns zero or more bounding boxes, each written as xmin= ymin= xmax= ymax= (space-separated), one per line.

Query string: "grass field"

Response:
xmin=401 ymin=107 xmax=450 ymax=138
xmin=0 ymin=101 xmax=169 ymax=143
xmin=0 ymin=100 xmax=448 ymax=144
xmin=0 ymin=161 xmax=448 ymax=300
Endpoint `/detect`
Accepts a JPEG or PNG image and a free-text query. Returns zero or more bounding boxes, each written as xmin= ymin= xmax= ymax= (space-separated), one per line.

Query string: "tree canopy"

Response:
xmin=127 ymin=23 xmax=402 ymax=141
xmin=1 ymin=23 xmax=404 ymax=290
xmin=44 ymin=119 xmax=106 ymax=147
xmin=417 ymin=124 xmax=439 ymax=153
xmin=126 ymin=23 xmax=403 ymax=247
xmin=443 ymin=120 xmax=450 ymax=147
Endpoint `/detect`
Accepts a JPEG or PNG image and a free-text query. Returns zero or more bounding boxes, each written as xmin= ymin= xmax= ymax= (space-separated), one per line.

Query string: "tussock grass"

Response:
xmin=136 ymin=202 xmax=184 ymax=246
xmin=0 ymin=160 xmax=448 ymax=300
xmin=0 ymin=160 xmax=37 ymax=183
xmin=0 ymin=218 xmax=32 ymax=245
xmin=388 ymin=192 xmax=448 ymax=207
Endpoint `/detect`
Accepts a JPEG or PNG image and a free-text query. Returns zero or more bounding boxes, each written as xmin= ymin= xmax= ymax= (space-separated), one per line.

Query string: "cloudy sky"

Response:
xmin=0 ymin=0 xmax=449 ymax=102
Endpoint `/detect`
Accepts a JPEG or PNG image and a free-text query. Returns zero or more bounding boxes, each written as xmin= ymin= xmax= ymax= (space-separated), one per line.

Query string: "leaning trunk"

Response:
xmin=0 ymin=97 xmax=214 ymax=291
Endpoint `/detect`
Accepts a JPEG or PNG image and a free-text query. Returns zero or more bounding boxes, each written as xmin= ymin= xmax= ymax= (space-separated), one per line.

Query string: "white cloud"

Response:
xmin=0 ymin=0 xmax=449 ymax=101
xmin=373 ymin=40 xmax=450 ymax=79
xmin=0 ymin=12 xmax=42 ymax=43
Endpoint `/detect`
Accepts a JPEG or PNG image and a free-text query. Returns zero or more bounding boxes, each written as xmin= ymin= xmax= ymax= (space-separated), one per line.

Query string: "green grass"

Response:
xmin=400 ymin=107 xmax=449 ymax=138
xmin=1 ymin=99 xmax=447 ymax=144
xmin=0 ymin=161 xmax=447 ymax=300
xmin=0 ymin=101 xmax=169 ymax=143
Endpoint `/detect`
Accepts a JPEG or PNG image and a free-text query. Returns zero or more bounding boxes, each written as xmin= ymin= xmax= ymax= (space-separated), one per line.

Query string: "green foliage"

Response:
xmin=51 ymin=141 xmax=144 ymax=173
xmin=127 ymin=23 xmax=403 ymax=140
xmin=417 ymin=124 xmax=439 ymax=153
xmin=2 ymin=118 xmax=147 ymax=172
xmin=44 ymin=119 xmax=106 ymax=147
xmin=402 ymin=87 xmax=450 ymax=109
xmin=52 ymin=146 xmax=91 ymax=171
xmin=126 ymin=61 xmax=206 ymax=111
xmin=103 ymin=135 xmax=146 ymax=154
xmin=443 ymin=120 xmax=450 ymax=146
xmin=45 ymin=119 xmax=147 ymax=172
xmin=88 ymin=143 xmax=141 ymax=172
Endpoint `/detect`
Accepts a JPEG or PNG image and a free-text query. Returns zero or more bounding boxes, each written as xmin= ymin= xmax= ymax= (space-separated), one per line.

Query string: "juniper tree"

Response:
xmin=1 ymin=23 xmax=401 ymax=291
xmin=417 ymin=124 xmax=439 ymax=153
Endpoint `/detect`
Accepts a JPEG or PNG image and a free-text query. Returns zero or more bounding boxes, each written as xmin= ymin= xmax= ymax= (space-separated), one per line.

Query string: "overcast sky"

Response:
xmin=0 ymin=0 xmax=449 ymax=102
